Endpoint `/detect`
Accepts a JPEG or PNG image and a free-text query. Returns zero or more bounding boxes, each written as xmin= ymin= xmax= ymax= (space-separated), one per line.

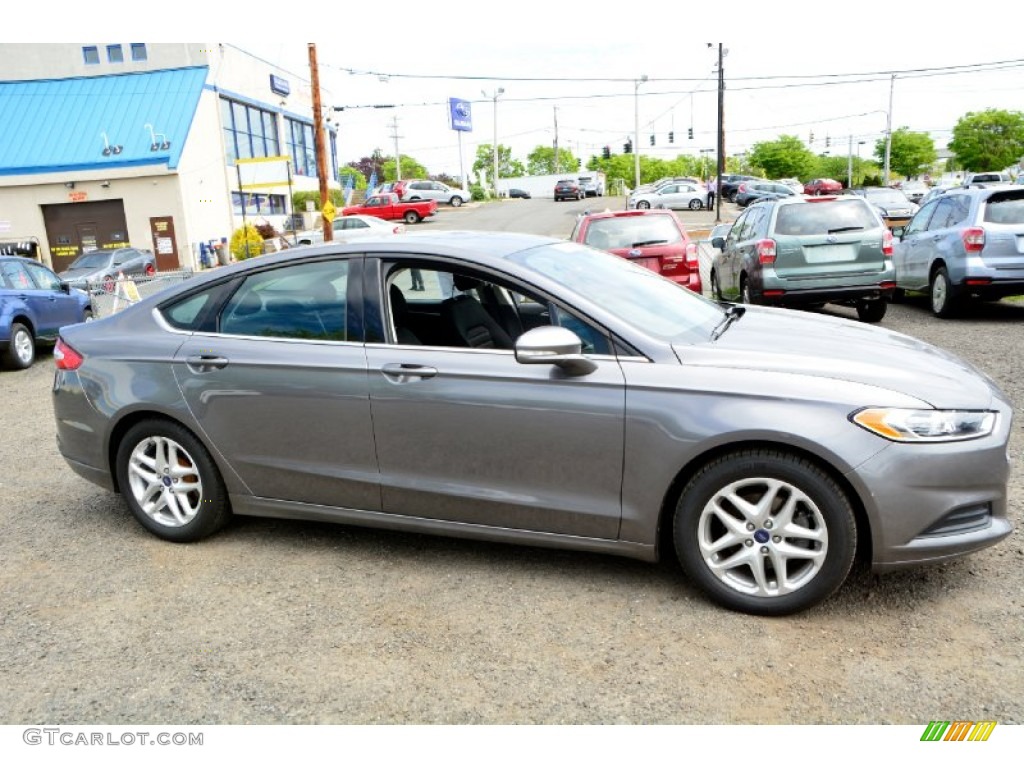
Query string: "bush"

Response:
xmin=230 ymin=223 xmax=264 ymax=261
xmin=470 ymin=183 xmax=487 ymax=201
xmin=292 ymin=189 xmax=345 ymax=213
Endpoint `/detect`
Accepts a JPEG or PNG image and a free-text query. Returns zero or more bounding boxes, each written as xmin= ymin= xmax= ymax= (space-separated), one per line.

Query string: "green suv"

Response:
xmin=710 ymin=196 xmax=896 ymax=322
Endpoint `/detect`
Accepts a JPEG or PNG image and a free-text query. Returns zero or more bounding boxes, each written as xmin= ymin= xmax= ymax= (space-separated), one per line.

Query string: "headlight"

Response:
xmin=851 ymin=407 xmax=996 ymax=442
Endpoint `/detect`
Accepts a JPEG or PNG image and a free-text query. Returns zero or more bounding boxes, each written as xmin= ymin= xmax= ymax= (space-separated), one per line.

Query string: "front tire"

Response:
xmin=450 ymin=196 xmax=463 ymax=207
xmin=636 ymin=200 xmax=651 ymax=210
xmin=115 ymin=419 xmax=231 ymax=543
xmin=855 ymin=298 xmax=887 ymax=323
xmin=3 ymin=322 xmax=35 ymax=369
xmin=672 ymin=450 xmax=857 ymax=615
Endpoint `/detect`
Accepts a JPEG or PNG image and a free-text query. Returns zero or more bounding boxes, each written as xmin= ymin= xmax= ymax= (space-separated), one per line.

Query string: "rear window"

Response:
xmin=774 ymin=199 xmax=879 ymax=236
xmin=584 ymin=215 xmax=684 ymax=250
xmin=983 ymin=192 xmax=1024 ymax=224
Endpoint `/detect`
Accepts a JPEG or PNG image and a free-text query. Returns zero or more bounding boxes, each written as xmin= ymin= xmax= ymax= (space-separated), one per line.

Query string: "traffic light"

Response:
xmin=650 ymin=134 xmax=655 ymax=146
xmin=826 ymin=135 xmax=831 ymax=148
xmin=576 ymin=157 xmax=582 ymax=169
xmin=809 ymin=130 xmax=814 ymax=144
xmin=602 ymin=145 xmax=611 ymax=160
xmin=669 ymin=131 xmax=674 ymax=143
xmin=624 ymin=140 xmax=632 ymax=154
xmin=688 ymin=127 xmax=694 ymax=140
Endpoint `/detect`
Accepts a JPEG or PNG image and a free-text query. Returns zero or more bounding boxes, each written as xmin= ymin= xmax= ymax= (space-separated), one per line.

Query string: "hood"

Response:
xmin=674 ymin=306 xmax=1002 ymax=409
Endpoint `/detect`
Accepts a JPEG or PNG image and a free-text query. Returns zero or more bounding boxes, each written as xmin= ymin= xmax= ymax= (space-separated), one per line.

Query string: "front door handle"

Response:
xmin=185 ymin=355 xmax=229 ymax=373
xmin=381 ymin=363 xmax=437 ymax=383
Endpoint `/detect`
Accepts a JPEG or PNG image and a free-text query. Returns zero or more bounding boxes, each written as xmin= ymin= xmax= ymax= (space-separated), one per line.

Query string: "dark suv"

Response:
xmin=892 ymin=186 xmax=1024 ymax=316
xmin=710 ymin=196 xmax=895 ymax=322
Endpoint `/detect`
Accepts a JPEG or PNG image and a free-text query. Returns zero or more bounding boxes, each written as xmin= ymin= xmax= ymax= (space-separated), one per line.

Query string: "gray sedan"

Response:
xmin=58 ymin=247 xmax=157 ymax=291
xmin=50 ymin=232 xmax=1012 ymax=615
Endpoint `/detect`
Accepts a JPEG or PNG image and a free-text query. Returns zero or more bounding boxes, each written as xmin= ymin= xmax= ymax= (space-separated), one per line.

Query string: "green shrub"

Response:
xmin=470 ymin=184 xmax=487 ymax=202
xmin=230 ymin=223 xmax=264 ymax=261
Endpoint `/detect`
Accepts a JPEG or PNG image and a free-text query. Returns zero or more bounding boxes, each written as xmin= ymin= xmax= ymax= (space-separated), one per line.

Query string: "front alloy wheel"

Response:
xmin=116 ymin=420 xmax=230 ymax=542
xmin=673 ymin=450 xmax=856 ymax=615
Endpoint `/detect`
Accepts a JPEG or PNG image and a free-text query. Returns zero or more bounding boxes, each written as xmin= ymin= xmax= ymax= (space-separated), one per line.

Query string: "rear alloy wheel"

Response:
xmin=740 ymin=276 xmax=753 ymax=304
xmin=636 ymin=200 xmax=651 ymax=210
xmin=930 ymin=267 xmax=957 ymax=318
xmin=855 ymin=298 xmax=887 ymax=323
xmin=403 ymin=211 xmax=421 ymax=225
xmin=672 ymin=450 xmax=857 ymax=615
xmin=688 ymin=199 xmax=703 ymax=210
xmin=3 ymin=322 xmax=35 ymax=369
xmin=116 ymin=419 xmax=231 ymax=543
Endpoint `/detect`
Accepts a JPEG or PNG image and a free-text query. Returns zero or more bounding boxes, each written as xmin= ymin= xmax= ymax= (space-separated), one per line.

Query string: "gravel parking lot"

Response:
xmin=1 ymin=295 xmax=1021 ymax=726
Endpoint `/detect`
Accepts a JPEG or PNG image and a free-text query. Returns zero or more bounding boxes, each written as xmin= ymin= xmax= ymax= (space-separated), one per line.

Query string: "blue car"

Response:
xmin=1 ymin=256 xmax=92 ymax=369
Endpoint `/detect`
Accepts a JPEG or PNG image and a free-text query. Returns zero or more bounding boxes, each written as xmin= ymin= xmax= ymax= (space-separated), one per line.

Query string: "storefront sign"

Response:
xmin=270 ymin=74 xmax=290 ymax=97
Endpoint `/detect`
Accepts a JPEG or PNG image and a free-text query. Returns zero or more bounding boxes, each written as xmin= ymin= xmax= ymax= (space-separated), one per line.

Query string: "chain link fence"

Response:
xmin=86 ymin=269 xmax=197 ymax=318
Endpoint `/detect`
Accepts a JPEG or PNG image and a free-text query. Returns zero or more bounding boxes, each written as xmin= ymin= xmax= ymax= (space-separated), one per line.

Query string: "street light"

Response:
xmin=482 ymin=87 xmax=504 ymax=197
xmin=634 ymin=75 xmax=647 ymax=192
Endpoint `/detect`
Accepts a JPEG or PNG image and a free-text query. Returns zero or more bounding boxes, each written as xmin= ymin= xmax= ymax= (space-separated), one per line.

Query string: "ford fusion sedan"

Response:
xmin=52 ymin=232 xmax=1012 ymax=615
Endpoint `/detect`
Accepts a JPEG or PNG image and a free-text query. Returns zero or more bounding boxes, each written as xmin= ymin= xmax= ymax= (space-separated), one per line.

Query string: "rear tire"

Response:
xmin=710 ymin=270 xmax=723 ymax=301
xmin=930 ymin=267 xmax=957 ymax=318
xmin=689 ymin=199 xmax=703 ymax=210
xmin=115 ymin=419 xmax=231 ymax=543
xmin=856 ymin=298 xmax=887 ymax=323
xmin=403 ymin=211 xmax=421 ymax=225
xmin=740 ymin=276 xmax=754 ymax=304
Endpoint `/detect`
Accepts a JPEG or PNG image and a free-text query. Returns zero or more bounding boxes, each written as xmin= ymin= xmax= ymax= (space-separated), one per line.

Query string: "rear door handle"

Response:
xmin=381 ymin=363 xmax=437 ymax=383
xmin=185 ymin=355 xmax=229 ymax=373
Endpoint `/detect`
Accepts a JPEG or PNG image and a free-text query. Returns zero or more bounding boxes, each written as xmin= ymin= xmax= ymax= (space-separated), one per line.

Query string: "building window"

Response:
xmin=130 ymin=43 xmax=147 ymax=62
xmin=232 ymin=192 xmax=287 ymax=216
xmin=221 ymin=98 xmax=280 ymax=166
xmin=82 ymin=46 xmax=99 ymax=65
xmin=286 ymin=118 xmax=317 ymax=178
xmin=107 ymin=44 xmax=124 ymax=64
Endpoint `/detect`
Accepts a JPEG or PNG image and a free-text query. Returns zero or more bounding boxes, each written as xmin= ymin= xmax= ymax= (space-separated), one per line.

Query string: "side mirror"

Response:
xmin=59 ymin=281 xmax=71 ymax=294
xmin=515 ymin=326 xmax=597 ymax=376
xmin=712 ymin=236 xmax=725 ymax=249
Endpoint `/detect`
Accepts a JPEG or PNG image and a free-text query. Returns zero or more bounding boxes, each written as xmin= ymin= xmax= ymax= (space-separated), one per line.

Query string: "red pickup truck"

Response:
xmin=342 ymin=193 xmax=437 ymax=224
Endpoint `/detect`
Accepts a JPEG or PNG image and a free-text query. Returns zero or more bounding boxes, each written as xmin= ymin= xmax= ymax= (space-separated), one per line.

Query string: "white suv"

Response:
xmin=402 ymin=180 xmax=470 ymax=207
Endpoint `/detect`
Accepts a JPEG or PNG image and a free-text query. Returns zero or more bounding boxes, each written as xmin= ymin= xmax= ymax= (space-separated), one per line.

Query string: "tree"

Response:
xmin=381 ymin=154 xmax=428 ymax=182
xmin=948 ymin=109 xmax=1024 ymax=172
xmin=747 ymin=135 xmax=817 ymax=180
xmin=874 ymin=127 xmax=937 ymax=179
xmin=526 ymin=146 xmax=579 ymax=175
xmin=473 ymin=144 xmax=525 ymax=187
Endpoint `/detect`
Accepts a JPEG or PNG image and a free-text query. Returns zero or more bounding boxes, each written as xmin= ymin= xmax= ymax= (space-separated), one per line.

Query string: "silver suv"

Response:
xmin=402 ymin=180 xmax=470 ymax=207
xmin=892 ymin=186 xmax=1024 ymax=316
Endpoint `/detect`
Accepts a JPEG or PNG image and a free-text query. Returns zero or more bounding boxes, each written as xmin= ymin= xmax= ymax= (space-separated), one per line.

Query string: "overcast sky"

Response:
xmin=49 ymin=3 xmax=1024 ymax=179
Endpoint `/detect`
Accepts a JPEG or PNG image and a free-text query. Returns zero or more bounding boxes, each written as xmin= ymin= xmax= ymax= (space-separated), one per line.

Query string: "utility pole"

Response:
xmin=389 ymin=117 xmax=403 ymax=181
xmin=308 ymin=43 xmax=332 ymax=242
xmin=847 ymin=134 xmax=853 ymax=189
xmin=883 ymin=73 xmax=895 ymax=186
xmin=715 ymin=43 xmax=724 ymax=224
xmin=553 ymin=106 xmax=559 ymax=174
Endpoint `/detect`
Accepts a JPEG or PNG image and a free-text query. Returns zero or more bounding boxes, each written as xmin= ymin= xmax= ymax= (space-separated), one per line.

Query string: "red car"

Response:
xmin=803 ymin=178 xmax=844 ymax=196
xmin=569 ymin=209 xmax=701 ymax=293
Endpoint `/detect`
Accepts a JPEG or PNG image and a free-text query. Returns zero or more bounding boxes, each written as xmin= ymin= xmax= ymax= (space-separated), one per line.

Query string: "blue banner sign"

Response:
xmin=449 ymin=98 xmax=472 ymax=132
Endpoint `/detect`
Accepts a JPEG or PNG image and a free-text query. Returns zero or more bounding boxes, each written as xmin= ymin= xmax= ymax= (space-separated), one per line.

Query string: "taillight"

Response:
xmin=962 ymin=227 xmax=985 ymax=252
xmin=882 ymin=229 xmax=894 ymax=256
xmin=54 ymin=338 xmax=83 ymax=371
xmin=685 ymin=241 xmax=699 ymax=269
xmin=757 ymin=239 xmax=777 ymax=264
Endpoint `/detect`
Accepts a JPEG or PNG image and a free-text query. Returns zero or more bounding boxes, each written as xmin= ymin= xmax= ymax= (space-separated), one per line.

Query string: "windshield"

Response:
xmin=508 ymin=242 xmax=723 ymax=343
xmin=584 ymin=215 xmax=683 ymax=249
xmin=68 ymin=252 xmax=112 ymax=269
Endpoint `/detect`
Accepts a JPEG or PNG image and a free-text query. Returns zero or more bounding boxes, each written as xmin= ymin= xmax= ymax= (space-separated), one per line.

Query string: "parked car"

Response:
xmin=776 ymin=178 xmax=805 ymax=194
xmin=720 ymin=174 xmax=762 ymax=202
xmin=803 ymin=178 xmax=844 ymax=196
xmin=577 ymin=174 xmax=605 ymax=197
xmin=847 ymin=187 xmax=919 ymax=230
xmin=710 ymin=195 xmax=895 ymax=322
xmin=296 ymin=215 xmax=406 ymax=246
xmin=2 ymin=255 xmax=92 ymax=369
xmin=554 ymin=179 xmax=584 ymax=201
xmin=341 ymin=193 xmax=437 ymax=224
xmin=51 ymin=232 xmax=1014 ymax=616
xmin=508 ymin=188 xmax=532 ymax=199
xmin=917 ymin=184 xmax=959 ymax=209
xmin=734 ymin=181 xmax=797 ymax=208
xmin=569 ymin=209 xmax=701 ymax=293
xmin=629 ymin=182 xmax=706 ymax=211
xmin=964 ymin=171 xmax=1012 ymax=186
xmin=899 ymin=179 xmax=929 ymax=204
xmin=58 ymin=247 xmax=157 ymax=291
xmin=891 ymin=186 xmax=1024 ymax=316
xmin=402 ymin=179 xmax=471 ymax=207
xmin=634 ymin=176 xmax=703 ymax=195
